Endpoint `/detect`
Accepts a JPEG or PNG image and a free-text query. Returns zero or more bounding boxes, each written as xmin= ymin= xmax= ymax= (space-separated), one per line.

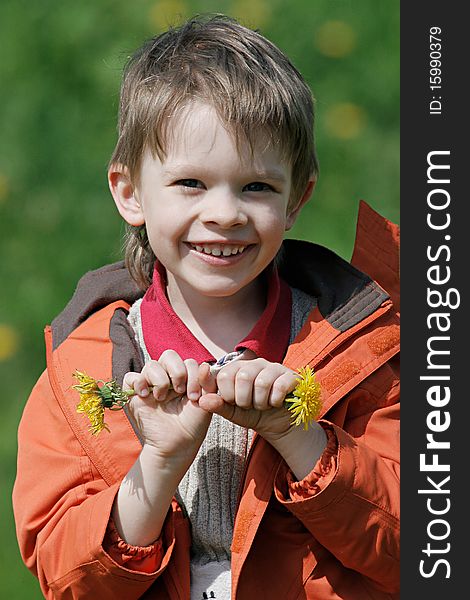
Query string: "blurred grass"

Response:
xmin=0 ymin=0 xmax=399 ymax=597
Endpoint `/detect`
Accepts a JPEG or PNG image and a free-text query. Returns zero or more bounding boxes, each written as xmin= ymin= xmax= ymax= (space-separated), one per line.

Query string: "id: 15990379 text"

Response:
xmin=429 ymin=26 xmax=443 ymax=115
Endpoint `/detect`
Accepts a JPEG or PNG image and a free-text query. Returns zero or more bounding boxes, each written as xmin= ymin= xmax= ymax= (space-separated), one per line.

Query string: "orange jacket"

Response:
xmin=13 ymin=202 xmax=400 ymax=599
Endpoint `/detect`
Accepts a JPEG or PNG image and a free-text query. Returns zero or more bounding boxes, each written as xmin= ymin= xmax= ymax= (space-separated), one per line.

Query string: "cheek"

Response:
xmin=144 ymin=205 xmax=186 ymax=237
xmin=256 ymin=206 xmax=288 ymax=240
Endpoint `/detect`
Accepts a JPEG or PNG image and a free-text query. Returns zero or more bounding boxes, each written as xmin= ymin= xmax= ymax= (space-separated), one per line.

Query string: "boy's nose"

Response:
xmin=200 ymin=191 xmax=248 ymax=228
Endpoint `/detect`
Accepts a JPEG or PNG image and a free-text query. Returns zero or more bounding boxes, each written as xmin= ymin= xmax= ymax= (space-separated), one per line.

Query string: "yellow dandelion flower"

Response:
xmin=76 ymin=391 xmax=108 ymax=435
xmin=285 ymin=366 xmax=322 ymax=430
xmin=73 ymin=370 xmax=101 ymax=394
xmin=73 ymin=371 xmax=132 ymax=435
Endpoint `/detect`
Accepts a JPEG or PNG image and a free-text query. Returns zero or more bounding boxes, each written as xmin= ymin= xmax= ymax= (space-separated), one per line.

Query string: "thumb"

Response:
xmin=198 ymin=393 xmax=236 ymax=419
xmin=198 ymin=362 xmax=218 ymax=394
xmin=198 ymin=393 xmax=260 ymax=430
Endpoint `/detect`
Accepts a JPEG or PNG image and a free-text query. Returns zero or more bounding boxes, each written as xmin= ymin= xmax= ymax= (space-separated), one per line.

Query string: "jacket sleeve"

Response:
xmin=274 ymin=360 xmax=400 ymax=595
xmin=12 ymin=369 xmax=180 ymax=599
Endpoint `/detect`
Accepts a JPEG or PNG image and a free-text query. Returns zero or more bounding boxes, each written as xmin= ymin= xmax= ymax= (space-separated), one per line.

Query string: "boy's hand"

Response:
xmin=198 ymin=358 xmax=297 ymax=439
xmin=198 ymin=358 xmax=327 ymax=480
xmin=123 ymin=350 xmax=212 ymax=464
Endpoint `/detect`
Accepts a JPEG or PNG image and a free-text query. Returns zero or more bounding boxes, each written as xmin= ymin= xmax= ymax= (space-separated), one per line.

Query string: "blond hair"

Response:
xmin=110 ymin=15 xmax=318 ymax=288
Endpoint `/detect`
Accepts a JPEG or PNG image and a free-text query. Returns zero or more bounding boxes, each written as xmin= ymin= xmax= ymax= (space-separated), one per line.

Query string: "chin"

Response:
xmin=193 ymin=277 xmax=252 ymax=297
xmin=195 ymin=284 xmax=244 ymax=298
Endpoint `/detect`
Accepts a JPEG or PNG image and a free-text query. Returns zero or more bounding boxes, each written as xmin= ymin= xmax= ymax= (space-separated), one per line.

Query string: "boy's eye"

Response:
xmin=243 ymin=182 xmax=274 ymax=193
xmin=175 ymin=179 xmax=205 ymax=189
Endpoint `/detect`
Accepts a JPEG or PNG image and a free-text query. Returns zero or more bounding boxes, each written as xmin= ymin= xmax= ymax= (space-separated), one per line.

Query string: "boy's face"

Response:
xmin=111 ymin=102 xmax=308 ymax=302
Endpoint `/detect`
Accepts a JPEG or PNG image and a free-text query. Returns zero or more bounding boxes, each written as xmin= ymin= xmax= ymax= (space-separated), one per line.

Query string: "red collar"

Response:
xmin=140 ymin=261 xmax=292 ymax=365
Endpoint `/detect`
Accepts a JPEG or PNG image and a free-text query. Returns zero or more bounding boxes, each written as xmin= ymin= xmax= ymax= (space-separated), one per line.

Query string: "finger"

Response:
xmin=141 ymin=360 xmax=173 ymax=401
xmin=218 ymin=359 xmax=268 ymax=406
xmin=198 ymin=362 xmax=218 ymax=395
xmin=269 ymin=371 xmax=298 ymax=408
xmin=185 ymin=358 xmax=201 ymax=401
xmin=215 ymin=367 xmax=236 ymax=404
xmin=122 ymin=371 xmax=150 ymax=397
xmin=234 ymin=367 xmax=256 ymax=409
xmin=158 ymin=349 xmax=187 ymax=396
xmin=252 ymin=372 xmax=275 ymax=410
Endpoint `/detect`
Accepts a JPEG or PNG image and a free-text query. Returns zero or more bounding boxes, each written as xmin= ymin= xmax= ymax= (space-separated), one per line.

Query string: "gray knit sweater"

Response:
xmin=127 ymin=286 xmax=316 ymax=566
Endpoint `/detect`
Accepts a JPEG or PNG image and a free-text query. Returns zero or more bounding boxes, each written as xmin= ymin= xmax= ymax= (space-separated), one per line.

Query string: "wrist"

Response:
xmin=141 ymin=439 xmax=200 ymax=474
xmin=114 ymin=444 xmax=190 ymax=546
xmin=270 ymin=422 xmax=327 ymax=481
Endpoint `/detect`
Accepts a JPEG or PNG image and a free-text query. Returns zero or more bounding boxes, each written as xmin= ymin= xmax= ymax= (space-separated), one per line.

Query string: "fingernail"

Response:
xmin=140 ymin=388 xmax=149 ymax=397
xmin=188 ymin=392 xmax=199 ymax=400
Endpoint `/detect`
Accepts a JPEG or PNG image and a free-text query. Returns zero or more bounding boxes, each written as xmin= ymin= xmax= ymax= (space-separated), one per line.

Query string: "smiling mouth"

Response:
xmin=188 ymin=243 xmax=249 ymax=257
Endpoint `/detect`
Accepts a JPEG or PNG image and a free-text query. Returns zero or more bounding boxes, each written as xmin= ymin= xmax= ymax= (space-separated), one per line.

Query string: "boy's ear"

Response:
xmin=285 ymin=178 xmax=316 ymax=230
xmin=108 ymin=164 xmax=145 ymax=226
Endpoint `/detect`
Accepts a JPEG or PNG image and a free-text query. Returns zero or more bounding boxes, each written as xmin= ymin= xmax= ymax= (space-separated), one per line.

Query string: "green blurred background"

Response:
xmin=0 ymin=0 xmax=399 ymax=596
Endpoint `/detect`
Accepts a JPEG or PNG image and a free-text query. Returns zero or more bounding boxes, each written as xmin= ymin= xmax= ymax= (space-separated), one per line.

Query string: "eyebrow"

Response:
xmin=162 ymin=166 xmax=288 ymax=183
xmin=161 ymin=165 xmax=201 ymax=178
xmin=250 ymin=169 xmax=287 ymax=183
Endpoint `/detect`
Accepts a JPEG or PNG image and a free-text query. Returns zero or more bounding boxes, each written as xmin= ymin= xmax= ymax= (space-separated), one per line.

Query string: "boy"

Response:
xmin=13 ymin=15 xmax=400 ymax=599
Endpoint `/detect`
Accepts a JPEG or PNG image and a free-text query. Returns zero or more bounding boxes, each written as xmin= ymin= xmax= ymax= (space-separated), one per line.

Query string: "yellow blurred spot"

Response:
xmin=315 ymin=21 xmax=356 ymax=58
xmin=0 ymin=174 xmax=9 ymax=204
xmin=149 ymin=0 xmax=189 ymax=31
xmin=230 ymin=0 xmax=271 ymax=27
xmin=0 ymin=324 xmax=19 ymax=362
xmin=324 ymin=102 xmax=366 ymax=139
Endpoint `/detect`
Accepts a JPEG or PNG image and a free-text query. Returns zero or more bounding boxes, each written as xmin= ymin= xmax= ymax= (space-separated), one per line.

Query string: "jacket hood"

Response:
xmin=51 ymin=261 xmax=142 ymax=350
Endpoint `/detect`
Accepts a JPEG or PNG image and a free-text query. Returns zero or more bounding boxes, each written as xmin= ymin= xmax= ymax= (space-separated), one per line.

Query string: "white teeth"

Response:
xmin=191 ymin=243 xmax=247 ymax=256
